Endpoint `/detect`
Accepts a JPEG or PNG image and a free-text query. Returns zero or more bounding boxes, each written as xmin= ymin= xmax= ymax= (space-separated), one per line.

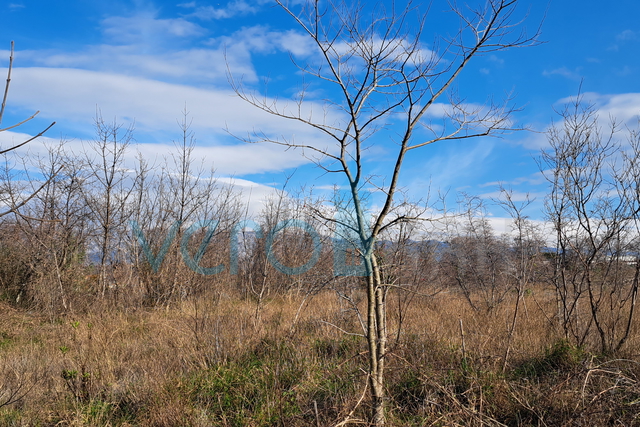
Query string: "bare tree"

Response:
xmin=164 ymin=110 xmax=239 ymax=302
xmin=230 ymin=1 xmax=538 ymax=423
xmin=14 ymin=143 xmax=87 ymax=313
xmin=443 ymin=197 xmax=512 ymax=311
xmin=497 ymin=187 xmax=542 ymax=371
xmin=0 ymin=41 xmax=56 ymax=217
xmin=541 ymin=95 xmax=640 ymax=353
xmin=131 ymin=110 xmax=241 ymax=306
xmin=82 ymin=115 xmax=136 ymax=299
xmin=0 ymin=41 xmax=65 ymax=314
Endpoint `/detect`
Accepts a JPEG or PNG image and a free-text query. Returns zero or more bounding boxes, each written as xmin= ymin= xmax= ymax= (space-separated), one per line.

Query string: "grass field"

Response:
xmin=1 ymin=285 xmax=639 ymax=426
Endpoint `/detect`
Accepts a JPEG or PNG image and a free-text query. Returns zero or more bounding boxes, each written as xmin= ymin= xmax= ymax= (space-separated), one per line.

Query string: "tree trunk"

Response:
xmin=366 ymin=253 xmax=386 ymax=426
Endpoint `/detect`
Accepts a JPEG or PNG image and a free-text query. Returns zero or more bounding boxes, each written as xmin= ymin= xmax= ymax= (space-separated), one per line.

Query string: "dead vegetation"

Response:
xmin=0 ymin=282 xmax=639 ymax=426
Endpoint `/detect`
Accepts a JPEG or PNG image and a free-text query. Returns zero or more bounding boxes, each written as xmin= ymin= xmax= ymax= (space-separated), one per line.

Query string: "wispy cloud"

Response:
xmin=609 ymin=29 xmax=638 ymax=51
xmin=184 ymin=0 xmax=259 ymax=20
xmin=479 ymin=171 xmax=547 ymax=188
xmin=617 ymin=29 xmax=638 ymax=42
xmin=477 ymin=189 xmax=544 ymax=203
xmin=211 ymin=25 xmax=317 ymax=58
xmin=415 ymin=139 xmax=496 ymax=193
xmin=542 ymin=66 xmax=582 ymax=80
xmin=102 ymin=12 xmax=206 ymax=45
xmin=615 ymin=65 xmax=633 ymax=76
xmin=487 ymin=54 xmax=505 ymax=66
xmin=20 ymin=45 xmax=248 ymax=84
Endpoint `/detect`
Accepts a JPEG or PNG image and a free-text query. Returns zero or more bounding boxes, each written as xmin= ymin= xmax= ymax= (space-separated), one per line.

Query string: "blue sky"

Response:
xmin=1 ymin=0 xmax=640 ymax=229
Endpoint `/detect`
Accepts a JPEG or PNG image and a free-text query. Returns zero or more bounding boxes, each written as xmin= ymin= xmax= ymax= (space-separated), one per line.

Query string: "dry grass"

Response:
xmin=1 ymin=285 xmax=639 ymax=426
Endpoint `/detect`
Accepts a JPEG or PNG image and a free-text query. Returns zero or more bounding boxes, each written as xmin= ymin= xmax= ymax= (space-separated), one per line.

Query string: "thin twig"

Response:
xmin=0 ymin=40 xmax=14 ymax=126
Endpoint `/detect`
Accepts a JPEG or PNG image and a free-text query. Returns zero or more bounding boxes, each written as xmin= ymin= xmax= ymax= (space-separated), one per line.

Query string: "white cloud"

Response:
xmin=215 ymin=176 xmax=285 ymax=216
xmin=20 ymin=45 xmax=250 ymax=84
xmin=486 ymin=216 xmax=553 ymax=240
xmin=0 ymin=129 xmax=286 ymax=217
xmin=322 ymin=35 xmax=437 ymax=67
xmin=3 ymin=66 xmax=346 ymax=175
xmin=210 ymin=25 xmax=317 ymax=59
xmin=515 ymin=93 xmax=640 ymax=150
xmin=0 ymin=13 xmax=360 ymax=178
xmin=8 ymin=10 xmax=265 ymax=84
xmin=557 ymin=92 xmax=640 ymax=126
xmin=422 ymin=101 xmax=489 ymax=120
xmin=133 ymin=141 xmax=310 ymax=176
xmin=15 ymin=24 xmax=323 ymax=85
